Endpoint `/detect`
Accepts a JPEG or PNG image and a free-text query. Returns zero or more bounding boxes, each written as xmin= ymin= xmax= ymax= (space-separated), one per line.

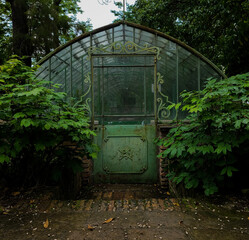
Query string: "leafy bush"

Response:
xmin=0 ymin=57 xmax=96 ymax=187
xmin=157 ymin=73 xmax=249 ymax=195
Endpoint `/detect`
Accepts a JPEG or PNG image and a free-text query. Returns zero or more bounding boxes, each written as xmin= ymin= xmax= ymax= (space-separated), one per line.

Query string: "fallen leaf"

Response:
xmin=88 ymin=224 xmax=95 ymax=230
xmin=12 ymin=192 xmax=20 ymax=196
xmin=173 ymin=202 xmax=180 ymax=207
xmin=247 ymin=217 xmax=249 ymax=220
xmin=103 ymin=218 xmax=114 ymax=224
xmin=2 ymin=208 xmax=9 ymax=214
xmin=43 ymin=219 xmax=49 ymax=228
xmin=166 ymin=192 xmax=170 ymax=196
xmin=30 ymin=200 xmax=35 ymax=204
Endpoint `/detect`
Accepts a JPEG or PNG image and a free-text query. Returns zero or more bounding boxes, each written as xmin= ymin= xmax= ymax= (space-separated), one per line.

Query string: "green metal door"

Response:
xmin=93 ymin=54 xmax=157 ymax=183
xmin=94 ymin=125 xmax=157 ymax=183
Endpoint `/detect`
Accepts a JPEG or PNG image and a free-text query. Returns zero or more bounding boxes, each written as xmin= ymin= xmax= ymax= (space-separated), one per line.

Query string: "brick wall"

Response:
xmin=157 ymin=125 xmax=175 ymax=189
xmin=81 ymin=155 xmax=93 ymax=185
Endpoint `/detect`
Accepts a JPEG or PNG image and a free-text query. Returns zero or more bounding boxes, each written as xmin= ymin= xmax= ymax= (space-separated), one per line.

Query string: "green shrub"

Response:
xmin=0 ymin=57 xmax=96 ymax=187
xmin=157 ymin=73 xmax=249 ymax=195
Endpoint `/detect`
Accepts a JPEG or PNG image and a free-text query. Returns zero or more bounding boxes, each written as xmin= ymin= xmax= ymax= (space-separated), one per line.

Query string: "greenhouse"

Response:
xmin=36 ymin=21 xmax=225 ymax=184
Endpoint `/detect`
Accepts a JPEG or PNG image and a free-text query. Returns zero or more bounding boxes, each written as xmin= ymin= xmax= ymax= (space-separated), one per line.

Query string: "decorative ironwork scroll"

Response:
xmin=156 ymin=72 xmax=178 ymax=121
xmin=88 ymin=41 xmax=161 ymax=60
xmin=97 ymin=0 xmax=112 ymax=5
xmin=73 ymin=72 xmax=92 ymax=115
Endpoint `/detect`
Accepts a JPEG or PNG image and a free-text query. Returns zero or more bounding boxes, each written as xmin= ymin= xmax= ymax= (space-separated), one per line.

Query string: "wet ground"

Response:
xmin=0 ymin=184 xmax=248 ymax=240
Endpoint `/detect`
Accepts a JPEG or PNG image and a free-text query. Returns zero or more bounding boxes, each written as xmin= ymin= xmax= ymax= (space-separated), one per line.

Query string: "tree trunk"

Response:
xmin=51 ymin=0 xmax=62 ymax=52
xmin=7 ymin=0 xmax=32 ymax=66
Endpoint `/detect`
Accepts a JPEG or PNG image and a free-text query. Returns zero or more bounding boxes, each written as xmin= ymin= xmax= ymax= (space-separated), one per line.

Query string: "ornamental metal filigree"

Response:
xmin=88 ymin=41 xmax=161 ymax=60
xmin=157 ymin=72 xmax=178 ymax=121
xmin=117 ymin=146 xmax=134 ymax=161
xmin=97 ymin=0 xmax=112 ymax=5
xmin=73 ymin=72 xmax=92 ymax=115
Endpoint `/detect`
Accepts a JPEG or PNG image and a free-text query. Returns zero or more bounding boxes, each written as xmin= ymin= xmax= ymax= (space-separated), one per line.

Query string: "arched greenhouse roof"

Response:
xmin=37 ymin=21 xmax=225 ymax=76
xmin=36 ymin=21 xmax=225 ymax=121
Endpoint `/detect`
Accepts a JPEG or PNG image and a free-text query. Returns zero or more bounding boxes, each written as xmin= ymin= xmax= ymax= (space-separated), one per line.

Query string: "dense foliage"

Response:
xmin=157 ymin=73 xmax=249 ymax=195
xmin=113 ymin=0 xmax=249 ymax=76
xmin=0 ymin=58 xmax=96 ymax=187
xmin=0 ymin=0 xmax=92 ymax=65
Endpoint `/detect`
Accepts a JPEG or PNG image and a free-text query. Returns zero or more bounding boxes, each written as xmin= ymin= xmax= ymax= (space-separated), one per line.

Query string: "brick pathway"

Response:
xmin=1 ymin=184 xmax=248 ymax=240
xmin=40 ymin=184 xmax=180 ymax=213
xmin=82 ymin=184 xmax=167 ymax=199
xmin=43 ymin=198 xmax=179 ymax=212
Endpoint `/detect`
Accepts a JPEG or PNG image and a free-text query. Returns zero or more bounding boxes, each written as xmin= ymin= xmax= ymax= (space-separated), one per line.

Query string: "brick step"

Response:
xmin=81 ymin=184 xmax=167 ymax=200
xmin=45 ymin=198 xmax=180 ymax=212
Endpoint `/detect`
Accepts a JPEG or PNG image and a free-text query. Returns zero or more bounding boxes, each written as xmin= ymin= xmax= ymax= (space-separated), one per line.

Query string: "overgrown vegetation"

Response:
xmin=0 ymin=57 xmax=96 ymax=188
xmin=157 ymin=73 xmax=249 ymax=196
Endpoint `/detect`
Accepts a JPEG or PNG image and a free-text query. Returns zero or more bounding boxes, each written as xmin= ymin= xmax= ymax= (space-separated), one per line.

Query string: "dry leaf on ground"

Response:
xmin=11 ymin=192 xmax=20 ymax=196
xmin=88 ymin=224 xmax=95 ymax=230
xmin=43 ymin=219 xmax=49 ymax=228
xmin=103 ymin=218 xmax=114 ymax=224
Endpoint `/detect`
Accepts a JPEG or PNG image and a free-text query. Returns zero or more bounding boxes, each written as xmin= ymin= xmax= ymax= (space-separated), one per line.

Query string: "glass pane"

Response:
xmin=178 ymin=47 xmax=198 ymax=119
xmin=93 ymin=55 xmax=154 ymax=67
xmin=200 ymin=62 xmax=221 ymax=89
xmin=36 ymin=63 xmax=48 ymax=80
xmin=103 ymin=67 xmax=145 ymax=115
xmin=93 ymin=56 xmax=154 ymax=123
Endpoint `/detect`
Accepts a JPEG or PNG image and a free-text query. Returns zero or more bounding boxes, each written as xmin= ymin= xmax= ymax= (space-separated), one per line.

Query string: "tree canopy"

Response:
xmin=113 ymin=0 xmax=249 ymax=76
xmin=0 ymin=0 xmax=92 ymax=66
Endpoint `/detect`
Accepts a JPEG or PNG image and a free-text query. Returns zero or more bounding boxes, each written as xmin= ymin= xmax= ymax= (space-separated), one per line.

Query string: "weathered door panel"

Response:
xmin=92 ymin=54 xmax=157 ymax=183
xmin=94 ymin=125 xmax=157 ymax=183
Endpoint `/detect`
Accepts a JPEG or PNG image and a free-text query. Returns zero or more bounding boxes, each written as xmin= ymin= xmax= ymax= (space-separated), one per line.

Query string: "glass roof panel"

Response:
xmin=36 ymin=22 xmax=225 ymax=121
